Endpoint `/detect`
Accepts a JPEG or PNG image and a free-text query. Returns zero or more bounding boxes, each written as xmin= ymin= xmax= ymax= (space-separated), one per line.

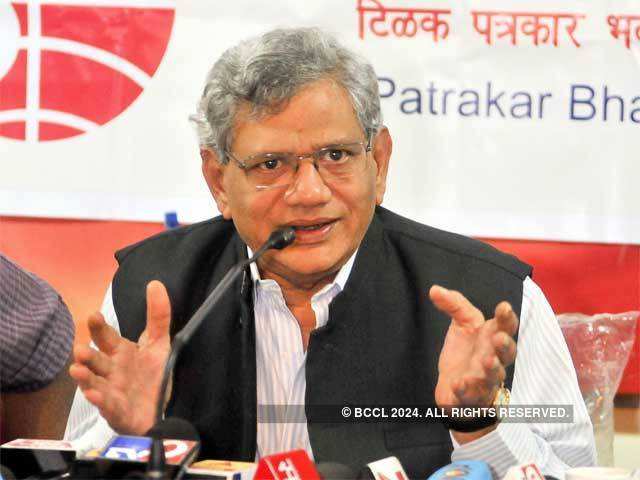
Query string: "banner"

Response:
xmin=1 ymin=0 xmax=638 ymax=244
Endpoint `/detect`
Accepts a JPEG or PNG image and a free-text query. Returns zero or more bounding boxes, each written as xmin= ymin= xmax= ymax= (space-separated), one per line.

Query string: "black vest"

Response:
xmin=112 ymin=206 xmax=531 ymax=478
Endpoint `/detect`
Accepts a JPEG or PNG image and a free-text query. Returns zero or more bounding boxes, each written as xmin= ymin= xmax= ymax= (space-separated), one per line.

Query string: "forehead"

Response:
xmin=230 ymin=79 xmax=363 ymax=153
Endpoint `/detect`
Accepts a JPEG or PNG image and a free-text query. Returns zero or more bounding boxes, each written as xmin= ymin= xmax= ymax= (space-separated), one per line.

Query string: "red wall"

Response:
xmin=1 ymin=216 xmax=638 ymax=393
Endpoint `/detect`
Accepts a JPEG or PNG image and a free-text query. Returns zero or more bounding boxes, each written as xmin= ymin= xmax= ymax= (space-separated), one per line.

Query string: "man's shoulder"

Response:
xmin=375 ymin=207 xmax=531 ymax=280
xmin=115 ymin=216 xmax=234 ymax=264
xmin=112 ymin=216 xmax=239 ymax=341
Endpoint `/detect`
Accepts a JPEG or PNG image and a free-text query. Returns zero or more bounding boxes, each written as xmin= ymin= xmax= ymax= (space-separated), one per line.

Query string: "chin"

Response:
xmin=279 ymin=248 xmax=347 ymax=277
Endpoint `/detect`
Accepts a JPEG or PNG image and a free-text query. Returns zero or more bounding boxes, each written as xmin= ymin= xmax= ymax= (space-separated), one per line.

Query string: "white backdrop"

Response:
xmin=1 ymin=0 xmax=639 ymax=244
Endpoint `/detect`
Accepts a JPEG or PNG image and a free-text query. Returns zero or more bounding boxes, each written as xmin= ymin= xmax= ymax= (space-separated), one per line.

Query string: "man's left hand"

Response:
xmin=429 ymin=285 xmax=518 ymax=439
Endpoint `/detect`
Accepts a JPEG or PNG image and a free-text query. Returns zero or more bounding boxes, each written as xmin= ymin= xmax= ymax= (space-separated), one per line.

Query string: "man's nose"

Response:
xmin=283 ymin=158 xmax=332 ymax=206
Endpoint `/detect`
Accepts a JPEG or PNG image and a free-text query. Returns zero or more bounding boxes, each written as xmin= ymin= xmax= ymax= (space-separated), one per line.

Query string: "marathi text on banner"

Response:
xmin=357 ymin=0 xmax=450 ymax=41
xmin=471 ymin=11 xmax=584 ymax=47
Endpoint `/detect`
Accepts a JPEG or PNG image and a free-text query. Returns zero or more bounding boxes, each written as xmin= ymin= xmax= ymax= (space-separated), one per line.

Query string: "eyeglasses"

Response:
xmin=225 ymin=136 xmax=373 ymax=191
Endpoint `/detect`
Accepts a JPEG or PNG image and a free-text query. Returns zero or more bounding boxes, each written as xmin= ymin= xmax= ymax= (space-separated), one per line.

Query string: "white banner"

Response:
xmin=1 ymin=0 xmax=639 ymax=244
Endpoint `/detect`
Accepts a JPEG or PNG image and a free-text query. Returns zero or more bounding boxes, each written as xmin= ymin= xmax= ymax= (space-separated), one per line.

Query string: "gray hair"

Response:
xmin=190 ymin=27 xmax=382 ymax=163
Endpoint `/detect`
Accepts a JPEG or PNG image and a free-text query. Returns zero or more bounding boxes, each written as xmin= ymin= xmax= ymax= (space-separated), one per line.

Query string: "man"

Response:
xmin=1 ymin=254 xmax=76 ymax=442
xmin=65 ymin=28 xmax=595 ymax=478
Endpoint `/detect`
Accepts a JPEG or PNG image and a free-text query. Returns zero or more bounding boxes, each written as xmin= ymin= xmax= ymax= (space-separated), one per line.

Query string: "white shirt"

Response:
xmin=65 ymin=264 xmax=596 ymax=479
xmin=252 ymin=248 xmax=356 ymax=458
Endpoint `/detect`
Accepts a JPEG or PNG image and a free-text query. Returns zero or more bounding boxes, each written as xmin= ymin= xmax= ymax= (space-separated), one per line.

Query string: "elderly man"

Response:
xmin=65 ymin=27 xmax=595 ymax=478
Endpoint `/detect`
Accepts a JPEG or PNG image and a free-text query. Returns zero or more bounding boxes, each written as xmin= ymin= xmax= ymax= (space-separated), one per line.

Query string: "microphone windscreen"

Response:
xmin=317 ymin=462 xmax=358 ymax=479
xmin=146 ymin=417 xmax=200 ymax=442
xmin=268 ymin=227 xmax=296 ymax=250
xmin=426 ymin=460 xmax=491 ymax=479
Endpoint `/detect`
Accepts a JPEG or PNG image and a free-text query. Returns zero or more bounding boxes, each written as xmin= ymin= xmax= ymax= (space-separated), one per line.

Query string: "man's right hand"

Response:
xmin=69 ymin=280 xmax=171 ymax=435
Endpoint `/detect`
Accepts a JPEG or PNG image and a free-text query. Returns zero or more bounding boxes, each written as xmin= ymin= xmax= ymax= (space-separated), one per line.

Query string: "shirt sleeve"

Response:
xmin=64 ymin=283 xmax=119 ymax=452
xmin=449 ymin=277 xmax=597 ymax=479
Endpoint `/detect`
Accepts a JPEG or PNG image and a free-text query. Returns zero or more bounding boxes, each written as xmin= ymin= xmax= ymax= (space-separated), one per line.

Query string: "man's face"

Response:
xmin=202 ymin=78 xmax=391 ymax=286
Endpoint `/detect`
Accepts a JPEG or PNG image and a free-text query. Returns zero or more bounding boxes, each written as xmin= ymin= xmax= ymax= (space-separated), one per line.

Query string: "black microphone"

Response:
xmin=147 ymin=228 xmax=295 ymax=479
xmin=71 ymin=419 xmax=199 ymax=480
xmin=262 ymin=228 xmax=296 ymax=251
xmin=145 ymin=418 xmax=200 ymax=480
xmin=0 ymin=439 xmax=75 ymax=480
xmin=146 ymin=418 xmax=200 ymax=442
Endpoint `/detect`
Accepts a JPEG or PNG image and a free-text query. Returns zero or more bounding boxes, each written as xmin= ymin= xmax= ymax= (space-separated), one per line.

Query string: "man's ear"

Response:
xmin=372 ymin=127 xmax=392 ymax=205
xmin=201 ymin=148 xmax=232 ymax=219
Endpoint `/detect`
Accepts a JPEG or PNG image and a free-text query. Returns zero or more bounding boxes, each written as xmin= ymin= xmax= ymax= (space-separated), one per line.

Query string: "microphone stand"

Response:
xmin=146 ymin=228 xmax=295 ymax=479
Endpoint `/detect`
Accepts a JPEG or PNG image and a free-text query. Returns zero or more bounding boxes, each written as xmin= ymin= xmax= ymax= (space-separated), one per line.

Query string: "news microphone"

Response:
xmin=145 ymin=418 xmax=200 ymax=479
xmin=0 ymin=439 xmax=76 ymax=480
xmin=146 ymin=418 xmax=201 ymax=443
xmin=253 ymin=449 xmax=321 ymax=480
xmin=71 ymin=432 xmax=199 ymax=479
xmin=426 ymin=460 xmax=491 ymax=479
xmin=148 ymin=228 xmax=295 ymax=478
xmin=358 ymin=456 xmax=409 ymax=480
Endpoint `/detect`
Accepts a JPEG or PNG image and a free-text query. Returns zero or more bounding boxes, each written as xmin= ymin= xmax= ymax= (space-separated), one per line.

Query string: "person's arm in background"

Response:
xmin=0 ymin=254 xmax=76 ymax=442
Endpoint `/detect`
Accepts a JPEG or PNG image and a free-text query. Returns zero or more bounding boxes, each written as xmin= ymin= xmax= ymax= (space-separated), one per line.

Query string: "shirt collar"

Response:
xmin=247 ymin=246 xmax=357 ymax=294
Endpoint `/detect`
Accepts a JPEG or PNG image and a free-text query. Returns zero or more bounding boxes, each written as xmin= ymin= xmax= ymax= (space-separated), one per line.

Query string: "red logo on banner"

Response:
xmin=0 ymin=1 xmax=175 ymax=142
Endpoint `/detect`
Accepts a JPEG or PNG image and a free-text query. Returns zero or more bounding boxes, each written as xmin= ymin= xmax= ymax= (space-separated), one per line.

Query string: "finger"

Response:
xmin=145 ymin=280 xmax=171 ymax=342
xmin=83 ymin=389 xmax=105 ymax=408
xmin=70 ymin=365 xmax=129 ymax=433
xmin=88 ymin=312 xmax=121 ymax=355
xmin=74 ymin=344 xmax=112 ymax=377
xmin=429 ymin=285 xmax=484 ymax=328
xmin=70 ymin=364 xmax=109 ymax=394
xmin=84 ymin=388 xmax=121 ymax=429
xmin=492 ymin=332 xmax=517 ymax=366
xmin=453 ymin=366 xmax=504 ymax=406
xmin=69 ymin=363 xmax=87 ymax=384
xmin=71 ymin=365 xmax=123 ymax=422
xmin=482 ymin=355 xmax=506 ymax=386
xmin=451 ymin=377 xmax=467 ymax=399
xmin=494 ymin=301 xmax=519 ymax=336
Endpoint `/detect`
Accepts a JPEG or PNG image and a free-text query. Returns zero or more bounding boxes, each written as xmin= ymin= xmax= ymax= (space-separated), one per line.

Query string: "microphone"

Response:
xmin=149 ymin=229 xmax=295 ymax=479
xmin=253 ymin=450 xmax=321 ymax=480
xmin=145 ymin=418 xmax=200 ymax=479
xmin=358 ymin=456 xmax=409 ymax=480
xmin=71 ymin=428 xmax=199 ymax=479
xmin=261 ymin=228 xmax=297 ymax=251
xmin=146 ymin=418 xmax=201 ymax=442
xmin=426 ymin=460 xmax=491 ymax=479
xmin=0 ymin=438 xmax=76 ymax=480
